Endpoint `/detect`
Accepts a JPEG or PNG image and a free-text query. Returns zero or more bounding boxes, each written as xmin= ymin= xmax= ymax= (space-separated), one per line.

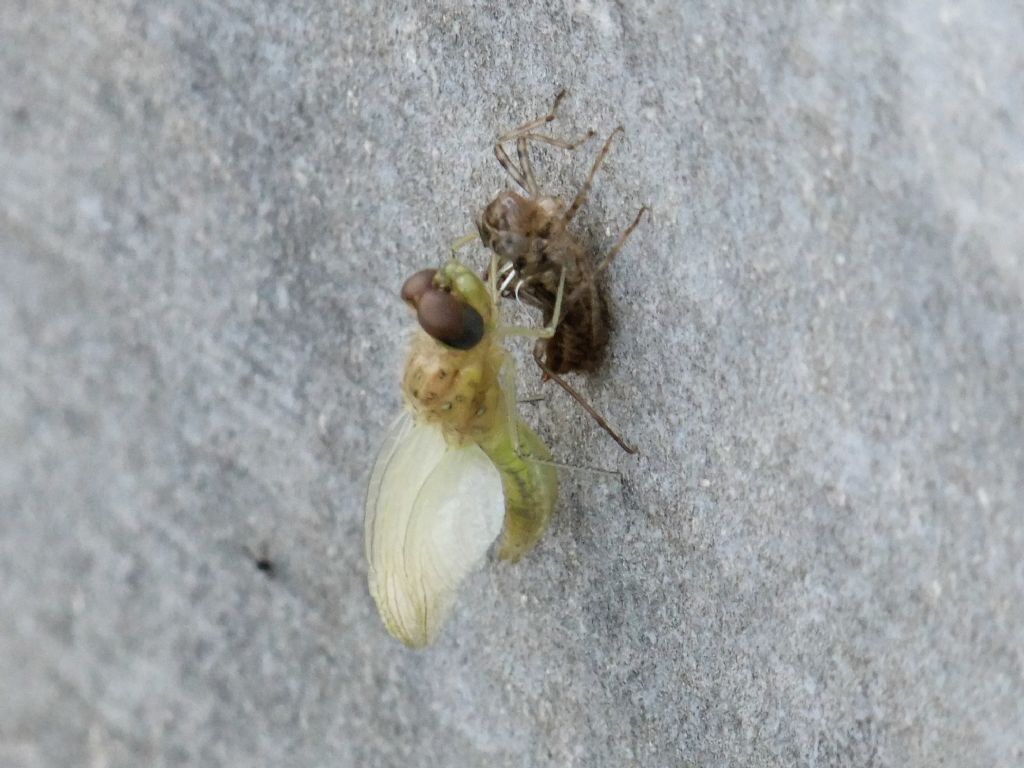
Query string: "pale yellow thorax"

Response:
xmin=401 ymin=329 xmax=507 ymax=444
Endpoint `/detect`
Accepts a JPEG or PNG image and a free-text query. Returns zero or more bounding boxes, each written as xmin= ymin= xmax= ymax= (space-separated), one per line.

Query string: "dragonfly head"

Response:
xmin=401 ymin=263 xmax=491 ymax=350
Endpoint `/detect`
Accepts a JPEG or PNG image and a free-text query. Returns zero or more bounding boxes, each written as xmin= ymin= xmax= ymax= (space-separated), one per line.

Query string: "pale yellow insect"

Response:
xmin=364 ymin=258 xmax=561 ymax=648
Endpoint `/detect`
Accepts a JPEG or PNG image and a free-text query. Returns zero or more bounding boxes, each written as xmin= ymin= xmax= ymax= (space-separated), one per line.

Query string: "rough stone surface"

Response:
xmin=2 ymin=2 xmax=1023 ymax=766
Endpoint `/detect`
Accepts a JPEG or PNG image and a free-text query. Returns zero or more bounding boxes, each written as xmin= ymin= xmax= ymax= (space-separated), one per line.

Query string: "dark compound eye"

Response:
xmin=416 ymin=288 xmax=485 ymax=350
xmin=400 ymin=269 xmax=438 ymax=306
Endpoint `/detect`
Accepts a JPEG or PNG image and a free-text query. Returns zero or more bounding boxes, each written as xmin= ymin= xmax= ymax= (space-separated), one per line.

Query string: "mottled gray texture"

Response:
xmin=2 ymin=1 xmax=1023 ymax=766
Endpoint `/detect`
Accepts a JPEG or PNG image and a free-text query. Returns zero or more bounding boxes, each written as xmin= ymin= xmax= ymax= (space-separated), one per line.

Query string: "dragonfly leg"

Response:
xmin=449 ymin=232 xmax=479 ymax=257
xmin=554 ymin=205 xmax=648 ymax=313
xmin=496 ymin=267 xmax=565 ymax=339
xmin=520 ymin=451 xmax=622 ymax=477
xmin=497 ymin=88 xmax=568 ymax=141
xmin=494 ymin=142 xmax=530 ymax=192
xmin=532 ymin=343 xmax=637 ymax=454
xmin=563 ymin=126 xmax=623 ymax=223
xmin=499 ymin=355 xmax=524 ymax=456
xmin=502 ymin=354 xmax=621 ymax=475
xmin=495 ymin=90 xmax=595 ymax=194
xmin=487 ymin=253 xmax=500 ymax=303
xmin=516 ymin=136 xmax=539 ymax=196
xmin=594 ymin=205 xmax=649 ymax=277
xmin=516 ymin=130 xmax=596 ymax=152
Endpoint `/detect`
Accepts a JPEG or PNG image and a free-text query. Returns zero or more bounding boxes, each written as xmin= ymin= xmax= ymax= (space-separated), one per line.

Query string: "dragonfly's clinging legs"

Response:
xmin=494 ymin=143 xmax=530 ymax=192
xmin=499 ymin=355 xmax=523 ymax=456
xmin=594 ymin=206 xmax=649 ymax=277
xmin=502 ymin=355 xmax=619 ymax=476
xmin=562 ymin=205 xmax=650 ymax=310
xmin=449 ymin=232 xmax=479 ymax=257
xmin=531 ymin=346 xmax=637 ymax=455
xmin=497 ymin=89 xmax=569 ymax=141
xmin=496 ymin=266 xmax=636 ymax=454
xmin=563 ymin=126 xmax=624 ymax=224
xmin=496 ymin=267 xmax=565 ymax=339
xmin=494 ymin=90 xmax=596 ymax=193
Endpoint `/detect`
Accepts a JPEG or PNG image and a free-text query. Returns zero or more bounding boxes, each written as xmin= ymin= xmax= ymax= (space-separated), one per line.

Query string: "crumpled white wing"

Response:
xmin=365 ymin=411 xmax=504 ymax=648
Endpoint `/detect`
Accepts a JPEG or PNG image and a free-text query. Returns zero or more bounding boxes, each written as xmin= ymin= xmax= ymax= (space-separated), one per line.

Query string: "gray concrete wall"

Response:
xmin=2 ymin=2 xmax=1022 ymax=766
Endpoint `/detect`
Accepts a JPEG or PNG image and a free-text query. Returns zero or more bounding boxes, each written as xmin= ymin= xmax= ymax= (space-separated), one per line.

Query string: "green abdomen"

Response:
xmin=480 ymin=420 xmax=559 ymax=562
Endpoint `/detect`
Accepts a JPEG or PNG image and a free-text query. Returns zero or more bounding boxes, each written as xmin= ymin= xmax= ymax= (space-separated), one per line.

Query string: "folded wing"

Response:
xmin=364 ymin=412 xmax=505 ymax=648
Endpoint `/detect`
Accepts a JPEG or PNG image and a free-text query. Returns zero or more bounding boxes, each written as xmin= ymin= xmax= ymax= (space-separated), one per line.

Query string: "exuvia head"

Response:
xmin=476 ymin=191 xmax=534 ymax=261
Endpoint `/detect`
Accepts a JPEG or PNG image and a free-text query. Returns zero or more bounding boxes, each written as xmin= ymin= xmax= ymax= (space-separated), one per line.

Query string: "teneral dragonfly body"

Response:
xmin=365 ymin=260 xmax=558 ymax=648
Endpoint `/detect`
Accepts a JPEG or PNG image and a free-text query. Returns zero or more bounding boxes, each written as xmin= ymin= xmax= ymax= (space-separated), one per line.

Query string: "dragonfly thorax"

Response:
xmin=402 ymin=331 xmax=505 ymax=443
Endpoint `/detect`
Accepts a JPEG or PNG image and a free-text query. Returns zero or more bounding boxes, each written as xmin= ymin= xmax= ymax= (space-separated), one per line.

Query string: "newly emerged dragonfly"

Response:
xmin=364 ymin=258 xmax=560 ymax=648
xmin=476 ymin=90 xmax=646 ymax=454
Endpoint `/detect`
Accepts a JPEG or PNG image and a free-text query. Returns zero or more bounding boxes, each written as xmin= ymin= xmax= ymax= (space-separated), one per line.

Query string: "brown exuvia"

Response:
xmin=476 ymin=90 xmax=647 ymax=453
